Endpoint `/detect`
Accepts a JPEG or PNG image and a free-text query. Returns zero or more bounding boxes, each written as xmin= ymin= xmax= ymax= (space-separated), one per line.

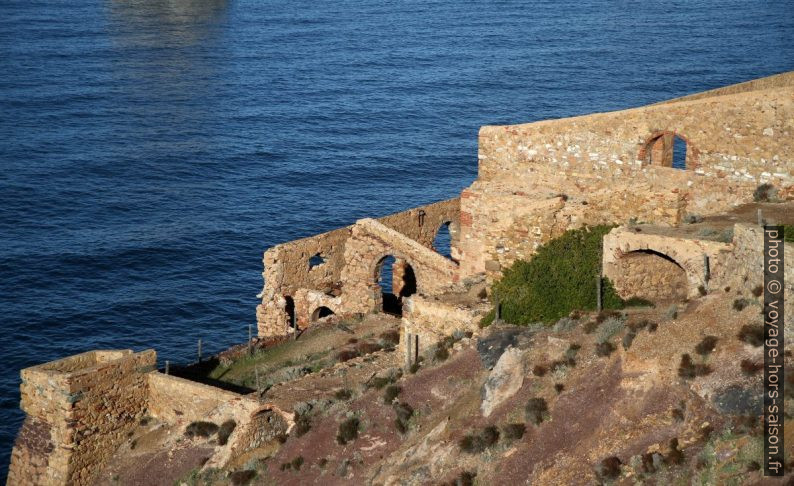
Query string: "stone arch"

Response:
xmin=604 ymin=237 xmax=707 ymax=301
xmin=310 ymin=306 xmax=335 ymax=322
xmin=432 ymin=220 xmax=460 ymax=261
xmin=373 ymin=253 xmax=418 ymax=316
xmin=638 ymin=131 xmax=699 ymax=170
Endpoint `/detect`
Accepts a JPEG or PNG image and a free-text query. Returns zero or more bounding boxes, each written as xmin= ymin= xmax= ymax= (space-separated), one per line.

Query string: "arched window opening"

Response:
xmin=644 ymin=132 xmax=690 ymax=170
xmin=433 ymin=222 xmax=452 ymax=259
xmin=311 ymin=306 xmax=335 ymax=322
xmin=376 ymin=255 xmax=417 ymax=316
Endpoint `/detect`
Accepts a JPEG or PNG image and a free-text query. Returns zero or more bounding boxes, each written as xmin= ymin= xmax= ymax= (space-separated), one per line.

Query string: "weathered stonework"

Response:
xmin=10 ymin=72 xmax=794 ymax=485
xmin=256 ymin=198 xmax=461 ymax=337
xmin=603 ymin=227 xmax=733 ymax=299
xmin=8 ymin=350 xmax=156 ymax=486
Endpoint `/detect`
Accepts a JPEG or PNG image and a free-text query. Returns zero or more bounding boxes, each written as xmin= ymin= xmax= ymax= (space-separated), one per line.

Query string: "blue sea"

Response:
xmin=1 ymin=0 xmax=793 ymax=478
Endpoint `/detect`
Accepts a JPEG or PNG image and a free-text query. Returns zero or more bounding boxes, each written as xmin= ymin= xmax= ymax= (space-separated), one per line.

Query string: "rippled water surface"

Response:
xmin=1 ymin=0 xmax=793 ymax=477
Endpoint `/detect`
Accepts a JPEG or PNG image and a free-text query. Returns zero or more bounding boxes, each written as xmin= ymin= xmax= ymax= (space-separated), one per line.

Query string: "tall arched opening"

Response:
xmin=375 ymin=255 xmax=417 ymax=316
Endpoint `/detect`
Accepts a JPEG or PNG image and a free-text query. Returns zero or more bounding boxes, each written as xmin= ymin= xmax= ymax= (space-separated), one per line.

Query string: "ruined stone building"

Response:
xmin=8 ymin=72 xmax=794 ymax=485
xmin=256 ymin=71 xmax=794 ymax=342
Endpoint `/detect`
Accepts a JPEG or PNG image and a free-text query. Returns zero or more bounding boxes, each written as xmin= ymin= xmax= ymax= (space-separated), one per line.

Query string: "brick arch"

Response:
xmin=638 ymin=130 xmax=700 ymax=170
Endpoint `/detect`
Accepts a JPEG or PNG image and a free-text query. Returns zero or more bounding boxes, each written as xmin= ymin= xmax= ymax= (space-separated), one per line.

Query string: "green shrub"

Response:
xmin=594 ymin=456 xmax=622 ymax=481
xmin=481 ymin=225 xmax=630 ymax=325
xmin=737 ymin=324 xmax=764 ymax=347
xmin=335 ymin=389 xmax=352 ymax=400
xmin=678 ymin=354 xmax=712 ymax=379
xmin=185 ymin=421 xmax=218 ymax=439
xmin=336 ymin=417 xmax=360 ymax=445
xmin=532 ymin=364 xmax=547 ymax=377
xmin=784 ymin=225 xmax=794 ymax=243
xmin=293 ymin=414 xmax=311 ymax=437
xmin=554 ymin=383 xmax=564 ymax=394
xmin=595 ymin=341 xmax=616 ymax=357
xmin=596 ymin=317 xmax=625 ymax=344
xmin=434 ymin=346 xmax=450 ymax=362
xmin=218 ymin=420 xmax=236 ymax=445
xmin=694 ymin=336 xmax=719 ymax=356
xmin=733 ymin=298 xmax=750 ymax=311
xmin=380 ymin=330 xmax=401 ymax=345
xmin=230 ymin=470 xmax=256 ymax=485
xmin=291 ymin=456 xmax=304 ymax=471
xmin=409 ymin=362 xmax=420 ymax=374
xmin=502 ymin=423 xmax=526 ymax=440
xmin=753 ymin=183 xmax=778 ymax=202
xmin=383 ymin=385 xmax=402 ymax=404
xmin=525 ymin=398 xmax=549 ymax=425
xmin=458 ymin=426 xmax=499 ymax=453
xmin=740 ymin=359 xmax=763 ymax=376
xmin=393 ymin=402 xmax=414 ymax=433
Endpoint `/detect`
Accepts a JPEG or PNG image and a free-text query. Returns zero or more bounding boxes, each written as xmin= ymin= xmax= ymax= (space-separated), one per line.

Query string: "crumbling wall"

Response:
xmin=377 ymin=197 xmax=461 ymax=256
xmin=606 ymin=250 xmax=690 ymax=302
xmin=340 ymin=219 xmax=460 ymax=314
xmin=257 ymin=199 xmax=460 ymax=337
xmin=147 ymin=372 xmax=247 ymax=424
xmin=8 ymin=349 xmax=156 ymax=486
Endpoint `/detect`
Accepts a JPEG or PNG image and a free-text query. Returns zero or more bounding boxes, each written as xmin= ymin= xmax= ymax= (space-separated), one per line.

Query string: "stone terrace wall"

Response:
xmin=147 ymin=372 xmax=248 ymax=424
xmin=8 ymin=349 xmax=156 ymax=486
xmin=257 ymin=198 xmax=460 ymax=336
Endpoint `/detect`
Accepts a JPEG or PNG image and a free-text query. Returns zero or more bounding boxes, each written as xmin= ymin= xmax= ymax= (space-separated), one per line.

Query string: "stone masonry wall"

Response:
xmin=602 ymin=227 xmax=732 ymax=299
xmin=257 ymin=198 xmax=460 ymax=337
xmin=606 ymin=250 xmax=689 ymax=302
xmin=339 ymin=219 xmax=460 ymax=315
xmin=720 ymin=224 xmax=794 ymax=343
xmin=458 ymin=79 xmax=793 ymax=278
xmin=8 ymin=349 xmax=156 ymax=486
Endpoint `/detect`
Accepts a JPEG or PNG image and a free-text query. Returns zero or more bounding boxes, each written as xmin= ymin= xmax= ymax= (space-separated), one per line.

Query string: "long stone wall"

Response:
xmin=8 ymin=350 xmax=156 ymax=486
xmin=457 ymin=76 xmax=793 ymax=278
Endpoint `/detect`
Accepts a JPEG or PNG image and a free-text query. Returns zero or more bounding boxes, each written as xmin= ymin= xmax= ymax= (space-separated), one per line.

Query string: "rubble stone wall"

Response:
xmin=8 ymin=349 xmax=156 ymax=486
xmin=457 ymin=82 xmax=793 ymax=278
xmin=257 ymin=199 xmax=460 ymax=336
xmin=339 ymin=219 xmax=460 ymax=315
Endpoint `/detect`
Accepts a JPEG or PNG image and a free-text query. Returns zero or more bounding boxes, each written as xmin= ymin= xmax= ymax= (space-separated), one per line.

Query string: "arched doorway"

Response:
xmin=611 ymin=249 xmax=689 ymax=302
xmin=376 ymin=255 xmax=417 ymax=316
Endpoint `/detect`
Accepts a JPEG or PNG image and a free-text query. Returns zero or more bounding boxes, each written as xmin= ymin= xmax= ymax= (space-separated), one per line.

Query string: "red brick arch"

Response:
xmin=638 ymin=130 xmax=700 ymax=170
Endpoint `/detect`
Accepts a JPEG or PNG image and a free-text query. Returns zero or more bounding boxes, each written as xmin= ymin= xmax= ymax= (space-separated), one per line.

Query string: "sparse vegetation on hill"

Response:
xmin=480 ymin=225 xmax=649 ymax=326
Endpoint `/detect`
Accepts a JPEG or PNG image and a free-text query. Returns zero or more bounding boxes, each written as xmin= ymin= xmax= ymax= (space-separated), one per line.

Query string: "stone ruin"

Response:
xmin=8 ymin=71 xmax=794 ymax=485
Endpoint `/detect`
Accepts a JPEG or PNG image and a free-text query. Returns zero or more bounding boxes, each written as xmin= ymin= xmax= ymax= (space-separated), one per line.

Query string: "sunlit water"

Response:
xmin=1 ymin=0 xmax=793 ymax=477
